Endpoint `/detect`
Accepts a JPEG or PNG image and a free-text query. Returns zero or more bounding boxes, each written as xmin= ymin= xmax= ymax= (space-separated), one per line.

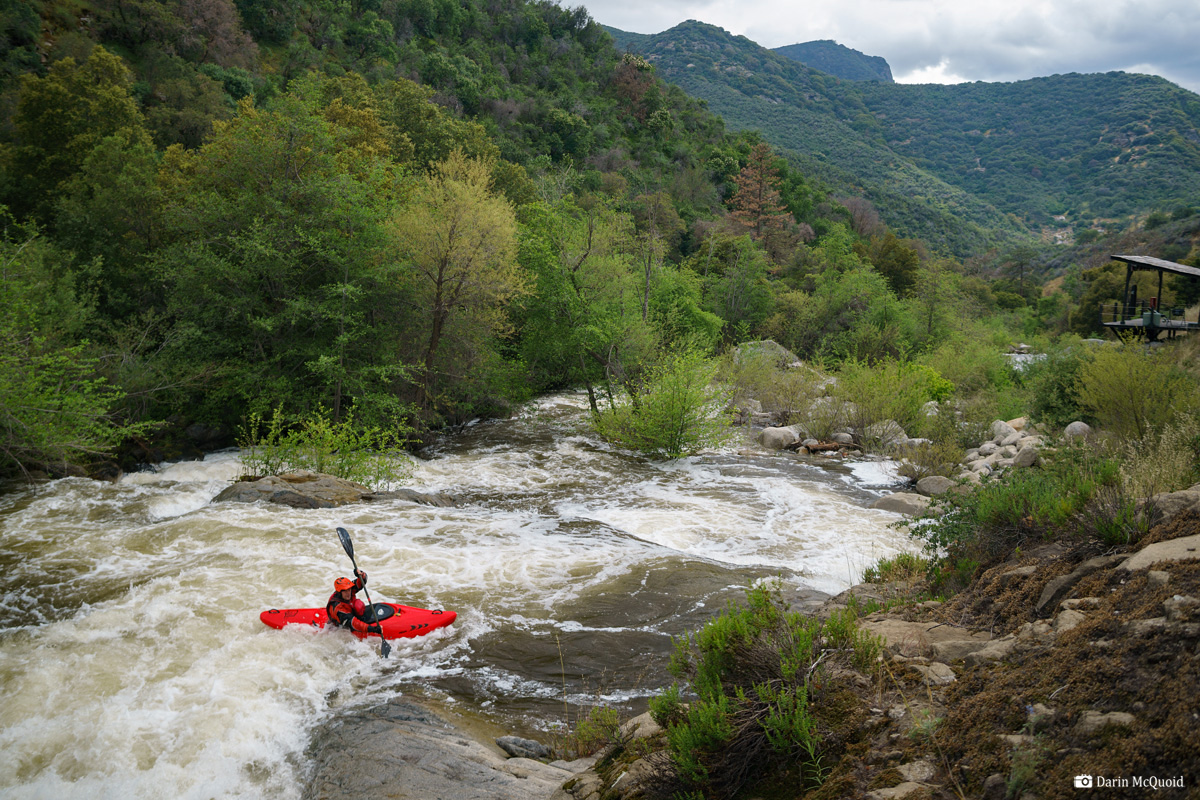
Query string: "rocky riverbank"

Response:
xmin=311 ymin=500 xmax=1199 ymax=800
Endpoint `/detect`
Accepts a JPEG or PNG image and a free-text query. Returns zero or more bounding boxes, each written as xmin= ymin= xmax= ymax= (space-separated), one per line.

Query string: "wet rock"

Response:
xmin=213 ymin=471 xmax=371 ymax=508
xmin=870 ymin=492 xmax=931 ymax=516
xmin=1120 ymin=533 xmax=1200 ymax=571
xmin=304 ymin=699 xmax=577 ymax=800
xmin=496 ymin=735 xmax=553 ymax=760
xmin=369 ymin=487 xmax=463 ymax=507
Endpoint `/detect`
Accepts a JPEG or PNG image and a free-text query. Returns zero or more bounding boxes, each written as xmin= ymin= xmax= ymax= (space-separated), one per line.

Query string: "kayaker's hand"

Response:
xmin=368 ymin=623 xmax=382 ymax=634
xmin=355 ymin=568 xmax=366 ymax=582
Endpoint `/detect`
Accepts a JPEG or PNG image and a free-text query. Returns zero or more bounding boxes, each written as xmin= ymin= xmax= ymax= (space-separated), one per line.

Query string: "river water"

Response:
xmin=0 ymin=393 xmax=914 ymax=800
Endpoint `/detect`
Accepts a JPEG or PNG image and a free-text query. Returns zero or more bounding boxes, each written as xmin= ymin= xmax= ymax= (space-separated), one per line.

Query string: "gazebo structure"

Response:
xmin=1100 ymin=254 xmax=1200 ymax=341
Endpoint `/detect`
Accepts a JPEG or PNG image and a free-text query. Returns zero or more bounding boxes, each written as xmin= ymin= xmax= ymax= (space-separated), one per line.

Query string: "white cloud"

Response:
xmin=582 ymin=0 xmax=1200 ymax=94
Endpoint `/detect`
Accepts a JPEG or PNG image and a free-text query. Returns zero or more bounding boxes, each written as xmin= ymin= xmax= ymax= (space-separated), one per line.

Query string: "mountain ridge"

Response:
xmin=607 ymin=20 xmax=1200 ymax=256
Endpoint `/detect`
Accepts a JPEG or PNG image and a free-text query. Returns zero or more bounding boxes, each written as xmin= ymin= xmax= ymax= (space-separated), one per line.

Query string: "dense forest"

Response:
xmin=0 ymin=0 xmax=1198 ymax=481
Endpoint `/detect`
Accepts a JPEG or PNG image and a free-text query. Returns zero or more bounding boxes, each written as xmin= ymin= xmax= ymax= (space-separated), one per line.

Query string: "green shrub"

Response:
xmin=1119 ymin=413 xmax=1200 ymax=499
xmin=652 ymin=583 xmax=882 ymax=799
xmin=906 ymin=443 xmax=1135 ymax=582
xmin=593 ymin=350 xmax=732 ymax=458
xmin=832 ymin=359 xmax=936 ymax=450
xmin=1020 ymin=341 xmax=1092 ymax=429
xmin=895 ymin=438 xmax=966 ymax=482
xmin=238 ymin=405 xmax=413 ymax=490
xmin=1078 ymin=344 xmax=1200 ymax=441
xmin=861 ymin=553 xmax=928 ymax=584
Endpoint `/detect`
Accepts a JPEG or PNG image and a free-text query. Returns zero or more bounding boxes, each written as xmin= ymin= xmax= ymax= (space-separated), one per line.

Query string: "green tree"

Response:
xmin=392 ymin=151 xmax=527 ymax=413
xmin=0 ymin=219 xmax=145 ymax=477
xmin=7 ymin=46 xmax=151 ymax=222
xmin=155 ymin=90 xmax=405 ymax=424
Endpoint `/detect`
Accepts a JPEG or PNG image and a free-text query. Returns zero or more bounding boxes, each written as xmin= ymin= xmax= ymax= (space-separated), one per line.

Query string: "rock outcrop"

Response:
xmin=304 ymin=699 xmax=591 ymax=800
xmin=213 ymin=470 xmax=462 ymax=509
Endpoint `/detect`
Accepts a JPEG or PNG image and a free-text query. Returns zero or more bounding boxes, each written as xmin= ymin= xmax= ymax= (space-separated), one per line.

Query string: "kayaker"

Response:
xmin=326 ymin=570 xmax=382 ymax=634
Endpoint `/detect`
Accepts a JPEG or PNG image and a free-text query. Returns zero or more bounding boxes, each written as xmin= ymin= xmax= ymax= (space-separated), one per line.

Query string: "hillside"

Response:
xmin=611 ymin=20 xmax=1200 ymax=253
xmin=609 ymin=20 xmax=1025 ymax=256
xmin=773 ymin=40 xmax=893 ymax=83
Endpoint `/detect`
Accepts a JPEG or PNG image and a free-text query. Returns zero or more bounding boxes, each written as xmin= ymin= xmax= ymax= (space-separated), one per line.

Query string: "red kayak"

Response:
xmin=260 ymin=602 xmax=456 ymax=640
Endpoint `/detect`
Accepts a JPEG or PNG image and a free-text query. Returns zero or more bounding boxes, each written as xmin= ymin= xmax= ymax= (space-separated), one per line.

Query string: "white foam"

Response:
xmin=0 ymin=393 xmax=921 ymax=797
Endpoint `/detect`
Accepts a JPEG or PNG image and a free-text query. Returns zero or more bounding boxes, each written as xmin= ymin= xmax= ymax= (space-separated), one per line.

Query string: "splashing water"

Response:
xmin=0 ymin=393 xmax=913 ymax=799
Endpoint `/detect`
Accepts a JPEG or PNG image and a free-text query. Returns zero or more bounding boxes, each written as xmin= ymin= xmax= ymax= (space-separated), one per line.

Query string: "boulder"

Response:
xmin=1140 ymin=485 xmax=1200 ymax=524
xmin=213 ymin=471 xmax=372 ymax=508
xmin=496 ymin=735 xmax=553 ymax=760
xmin=1007 ymin=416 xmax=1028 ymax=432
xmin=910 ymin=662 xmax=956 ymax=686
xmin=860 ymin=617 xmax=992 ymax=660
xmin=865 ymin=420 xmax=908 ymax=448
xmin=978 ymin=442 xmax=998 ymax=457
xmin=870 ymin=492 xmax=931 ymax=516
xmin=1064 ymin=421 xmax=1092 ymax=438
xmin=991 ymin=420 xmax=1018 ymax=442
xmin=1012 ymin=446 xmax=1039 ymax=469
xmin=304 ymin=699 xmax=579 ymax=800
xmin=757 ymin=426 xmax=800 ymax=450
xmin=733 ymin=339 xmax=801 ymax=369
xmin=1119 ymin=533 xmax=1200 ymax=571
xmin=832 ymin=432 xmax=855 ymax=445
xmin=915 ymin=476 xmax=955 ymax=496
xmin=962 ymin=635 xmax=1017 ymax=667
xmin=999 ymin=432 xmax=1024 ymax=448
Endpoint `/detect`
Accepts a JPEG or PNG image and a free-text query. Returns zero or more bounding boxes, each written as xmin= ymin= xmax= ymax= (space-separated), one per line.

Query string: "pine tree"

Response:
xmin=729 ymin=143 xmax=788 ymax=238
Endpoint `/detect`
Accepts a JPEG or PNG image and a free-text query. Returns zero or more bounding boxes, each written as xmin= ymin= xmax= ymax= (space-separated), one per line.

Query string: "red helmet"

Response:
xmin=334 ymin=577 xmax=354 ymax=592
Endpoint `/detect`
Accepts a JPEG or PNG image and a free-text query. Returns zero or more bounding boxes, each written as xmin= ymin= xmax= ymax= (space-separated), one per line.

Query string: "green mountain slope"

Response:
xmin=611 ymin=21 xmax=1024 ymax=255
xmin=611 ymin=20 xmax=1200 ymax=254
xmin=773 ymin=40 xmax=893 ymax=83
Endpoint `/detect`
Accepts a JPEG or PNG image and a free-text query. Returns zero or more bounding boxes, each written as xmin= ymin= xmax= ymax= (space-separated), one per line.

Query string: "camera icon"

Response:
xmin=1074 ymin=775 xmax=1094 ymax=788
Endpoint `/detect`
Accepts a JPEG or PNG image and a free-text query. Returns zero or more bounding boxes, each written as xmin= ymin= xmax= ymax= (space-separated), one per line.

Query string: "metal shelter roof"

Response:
xmin=1111 ymin=254 xmax=1200 ymax=279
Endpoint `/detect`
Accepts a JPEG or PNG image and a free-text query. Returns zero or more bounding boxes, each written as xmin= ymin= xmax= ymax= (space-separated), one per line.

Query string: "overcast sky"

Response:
xmin=581 ymin=0 xmax=1200 ymax=94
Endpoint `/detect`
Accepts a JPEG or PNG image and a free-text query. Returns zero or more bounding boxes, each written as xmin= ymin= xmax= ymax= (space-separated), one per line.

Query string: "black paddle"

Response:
xmin=336 ymin=526 xmax=391 ymax=659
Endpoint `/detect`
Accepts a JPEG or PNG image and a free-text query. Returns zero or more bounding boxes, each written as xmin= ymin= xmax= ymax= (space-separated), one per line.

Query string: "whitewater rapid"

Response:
xmin=0 ymin=393 xmax=915 ymax=799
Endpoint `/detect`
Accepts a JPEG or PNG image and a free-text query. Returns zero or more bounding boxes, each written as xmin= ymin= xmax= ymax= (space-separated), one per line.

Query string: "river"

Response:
xmin=0 ymin=393 xmax=914 ymax=799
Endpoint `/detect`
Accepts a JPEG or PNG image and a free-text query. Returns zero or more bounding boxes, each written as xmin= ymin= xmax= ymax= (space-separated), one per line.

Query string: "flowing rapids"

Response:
xmin=0 ymin=393 xmax=914 ymax=799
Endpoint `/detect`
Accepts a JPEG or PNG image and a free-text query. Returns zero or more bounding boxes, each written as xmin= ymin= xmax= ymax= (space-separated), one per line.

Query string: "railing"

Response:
xmin=1099 ymin=302 xmax=1193 ymax=329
